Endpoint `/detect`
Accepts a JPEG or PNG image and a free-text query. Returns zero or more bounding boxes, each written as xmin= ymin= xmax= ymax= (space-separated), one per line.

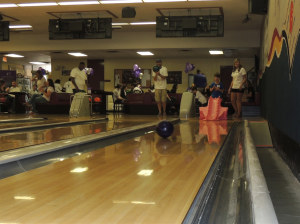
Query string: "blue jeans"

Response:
xmin=29 ymin=95 xmax=48 ymax=113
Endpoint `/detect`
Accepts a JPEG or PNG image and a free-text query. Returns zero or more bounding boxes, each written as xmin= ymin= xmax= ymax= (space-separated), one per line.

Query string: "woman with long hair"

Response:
xmin=27 ymin=79 xmax=55 ymax=114
xmin=32 ymin=70 xmax=46 ymax=94
xmin=228 ymin=58 xmax=247 ymax=118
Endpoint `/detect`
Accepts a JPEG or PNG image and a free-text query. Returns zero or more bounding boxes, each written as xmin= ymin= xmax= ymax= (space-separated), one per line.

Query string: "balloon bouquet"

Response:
xmin=185 ymin=62 xmax=195 ymax=73
xmin=133 ymin=64 xmax=143 ymax=79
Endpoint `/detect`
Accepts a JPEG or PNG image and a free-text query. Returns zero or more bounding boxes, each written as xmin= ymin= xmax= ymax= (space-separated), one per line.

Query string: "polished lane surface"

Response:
xmin=0 ymin=119 xmax=153 ymax=152
xmin=0 ymin=119 xmax=232 ymax=224
xmin=0 ymin=115 xmax=102 ymax=129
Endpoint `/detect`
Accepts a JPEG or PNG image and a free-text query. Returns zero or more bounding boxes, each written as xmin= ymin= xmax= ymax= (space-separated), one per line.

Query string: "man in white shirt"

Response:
xmin=152 ymin=59 xmax=168 ymax=116
xmin=54 ymin=79 xmax=62 ymax=93
xmin=7 ymin=81 xmax=21 ymax=93
xmin=70 ymin=62 xmax=87 ymax=93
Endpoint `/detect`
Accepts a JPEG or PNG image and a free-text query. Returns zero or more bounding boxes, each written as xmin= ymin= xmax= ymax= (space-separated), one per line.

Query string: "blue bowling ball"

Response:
xmin=156 ymin=121 xmax=174 ymax=138
xmin=153 ymin=65 xmax=161 ymax=73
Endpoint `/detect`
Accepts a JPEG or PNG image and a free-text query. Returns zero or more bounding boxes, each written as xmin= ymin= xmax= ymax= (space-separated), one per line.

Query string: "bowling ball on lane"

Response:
xmin=156 ymin=121 xmax=174 ymax=138
xmin=153 ymin=65 xmax=161 ymax=73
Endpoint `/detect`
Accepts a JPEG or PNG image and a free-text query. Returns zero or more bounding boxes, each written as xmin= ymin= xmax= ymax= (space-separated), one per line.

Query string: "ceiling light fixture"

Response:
xmin=209 ymin=50 xmax=224 ymax=55
xmin=144 ymin=0 xmax=185 ymax=2
xmin=58 ymin=1 xmax=100 ymax=5
xmin=9 ymin=25 xmax=32 ymax=29
xmin=112 ymin=23 xmax=130 ymax=26
xmin=29 ymin=62 xmax=47 ymax=65
xmin=100 ymin=0 xmax=142 ymax=4
xmin=130 ymin=22 xmax=156 ymax=25
xmin=137 ymin=51 xmax=154 ymax=56
xmin=0 ymin=4 xmax=18 ymax=8
xmin=18 ymin=2 xmax=58 ymax=7
xmin=68 ymin=52 xmax=88 ymax=57
xmin=5 ymin=54 xmax=24 ymax=58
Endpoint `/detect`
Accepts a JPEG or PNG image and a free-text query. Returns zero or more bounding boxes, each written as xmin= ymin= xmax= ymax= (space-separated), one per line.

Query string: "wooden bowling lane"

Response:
xmin=0 ymin=119 xmax=149 ymax=152
xmin=0 ymin=119 xmax=233 ymax=224
xmin=0 ymin=115 xmax=101 ymax=129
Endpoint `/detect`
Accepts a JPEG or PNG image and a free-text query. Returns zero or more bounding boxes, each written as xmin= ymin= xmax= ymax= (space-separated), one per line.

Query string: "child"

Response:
xmin=209 ymin=73 xmax=224 ymax=98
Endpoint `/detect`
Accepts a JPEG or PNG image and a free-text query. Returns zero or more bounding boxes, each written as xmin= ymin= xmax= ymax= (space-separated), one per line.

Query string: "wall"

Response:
xmin=260 ymin=0 xmax=300 ymax=178
xmin=0 ymin=30 xmax=261 ymax=52
xmin=0 ymin=60 xmax=25 ymax=75
xmin=104 ymin=57 xmax=254 ymax=92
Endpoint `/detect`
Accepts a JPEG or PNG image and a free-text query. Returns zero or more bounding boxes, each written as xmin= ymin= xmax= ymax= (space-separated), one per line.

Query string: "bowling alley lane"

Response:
xmin=0 ymin=119 xmax=233 ymax=224
xmin=0 ymin=119 xmax=152 ymax=152
xmin=0 ymin=115 xmax=99 ymax=129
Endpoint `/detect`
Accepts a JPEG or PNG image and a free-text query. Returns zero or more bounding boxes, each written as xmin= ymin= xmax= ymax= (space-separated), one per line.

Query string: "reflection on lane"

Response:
xmin=199 ymin=120 xmax=228 ymax=144
xmin=0 ymin=121 xmax=144 ymax=152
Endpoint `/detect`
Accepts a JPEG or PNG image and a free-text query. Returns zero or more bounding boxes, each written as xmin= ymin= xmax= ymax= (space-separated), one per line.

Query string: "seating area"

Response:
xmin=0 ymin=93 xmax=27 ymax=113
xmin=123 ymin=93 xmax=182 ymax=115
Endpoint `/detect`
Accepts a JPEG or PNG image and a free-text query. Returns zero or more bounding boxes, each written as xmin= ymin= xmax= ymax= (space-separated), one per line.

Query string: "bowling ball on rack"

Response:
xmin=156 ymin=121 xmax=174 ymax=138
xmin=94 ymin=97 xmax=101 ymax=103
xmin=153 ymin=65 xmax=161 ymax=73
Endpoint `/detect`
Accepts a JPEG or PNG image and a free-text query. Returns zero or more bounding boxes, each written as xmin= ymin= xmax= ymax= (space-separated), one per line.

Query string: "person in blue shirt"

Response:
xmin=209 ymin=73 xmax=224 ymax=98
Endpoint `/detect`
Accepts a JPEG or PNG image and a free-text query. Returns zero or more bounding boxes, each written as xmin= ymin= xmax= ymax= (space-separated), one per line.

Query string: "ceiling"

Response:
xmin=2 ymin=0 xmax=264 ymax=32
xmin=0 ymin=0 xmax=264 ymax=64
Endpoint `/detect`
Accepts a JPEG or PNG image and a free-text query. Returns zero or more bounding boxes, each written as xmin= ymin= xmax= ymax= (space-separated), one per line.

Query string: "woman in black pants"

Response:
xmin=228 ymin=58 xmax=247 ymax=118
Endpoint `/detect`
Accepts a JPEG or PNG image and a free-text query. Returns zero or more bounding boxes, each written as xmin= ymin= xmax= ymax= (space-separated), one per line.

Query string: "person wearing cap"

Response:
xmin=152 ymin=59 xmax=168 ymax=116
xmin=228 ymin=58 xmax=247 ymax=118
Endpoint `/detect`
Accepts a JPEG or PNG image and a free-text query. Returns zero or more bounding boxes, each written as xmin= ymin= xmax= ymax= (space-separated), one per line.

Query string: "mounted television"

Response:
xmin=49 ymin=18 xmax=112 ymax=40
xmin=156 ymin=15 xmax=224 ymax=38
xmin=0 ymin=21 xmax=9 ymax=41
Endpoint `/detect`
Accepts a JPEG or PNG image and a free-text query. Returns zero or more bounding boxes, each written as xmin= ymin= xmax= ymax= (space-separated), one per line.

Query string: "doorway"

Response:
xmin=220 ymin=66 xmax=233 ymax=91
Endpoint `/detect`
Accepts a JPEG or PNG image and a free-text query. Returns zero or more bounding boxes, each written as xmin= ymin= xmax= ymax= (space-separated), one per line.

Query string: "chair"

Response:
xmin=0 ymin=94 xmax=7 ymax=113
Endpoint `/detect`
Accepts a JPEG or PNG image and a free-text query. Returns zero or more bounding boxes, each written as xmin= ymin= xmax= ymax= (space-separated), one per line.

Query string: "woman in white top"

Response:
xmin=32 ymin=70 xmax=46 ymax=94
xmin=27 ymin=79 xmax=55 ymax=114
xmin=228 ymin=58 xmax=247 ymax=118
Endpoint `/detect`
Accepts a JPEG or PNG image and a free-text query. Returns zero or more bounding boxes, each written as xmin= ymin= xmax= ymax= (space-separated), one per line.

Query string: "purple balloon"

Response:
xmin=133 ymin=64 xmax=139 ymax=71
xmin=185 ymin=63 xmax=195 ymax=73
xmin=135 ymin=70 xmax=141 ymax=78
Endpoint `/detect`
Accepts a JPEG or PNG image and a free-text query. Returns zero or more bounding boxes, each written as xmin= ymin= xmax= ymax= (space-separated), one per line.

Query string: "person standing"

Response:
xmin=193 ymin=69 xmax=207 ymax=92
xmin=71 ymin=62 xmax=87 ymax=93
xmin=152 ymin=59 xmax=168 ymax=116
xmin=228 ymin=58 xmax=247 ymax=118
xmin=113 ymin=84 xmax=125 ymax=103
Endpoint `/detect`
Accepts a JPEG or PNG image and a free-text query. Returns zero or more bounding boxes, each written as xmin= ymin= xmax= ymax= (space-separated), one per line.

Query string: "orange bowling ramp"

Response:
xmin=199 ymin=97 xmax=228 ymax=121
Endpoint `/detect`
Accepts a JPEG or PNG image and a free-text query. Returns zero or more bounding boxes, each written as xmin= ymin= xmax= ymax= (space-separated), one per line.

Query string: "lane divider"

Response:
xmin=0 ymin=117 xmax=47 ymax=124
xmin=0 ymin=117 xmax=108 ymax=134
xmin=244 ymin=120 xmax=278 ymax=224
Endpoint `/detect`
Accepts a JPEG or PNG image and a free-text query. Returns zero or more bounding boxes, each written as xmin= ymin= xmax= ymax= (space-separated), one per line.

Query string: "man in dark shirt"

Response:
xmin=194 ymin=70 xmax=207 ymax=91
